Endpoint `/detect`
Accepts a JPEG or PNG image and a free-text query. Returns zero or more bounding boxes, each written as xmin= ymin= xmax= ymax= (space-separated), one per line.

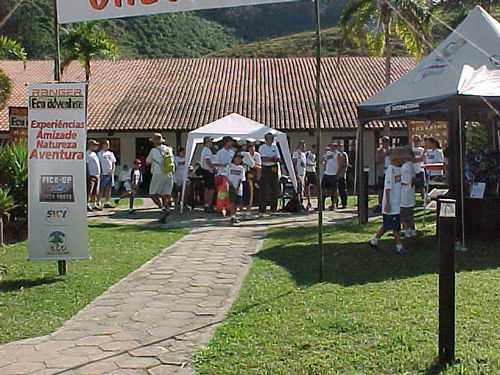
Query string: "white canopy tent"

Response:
xmin=181 ymin=113 xmax=298 ymax=209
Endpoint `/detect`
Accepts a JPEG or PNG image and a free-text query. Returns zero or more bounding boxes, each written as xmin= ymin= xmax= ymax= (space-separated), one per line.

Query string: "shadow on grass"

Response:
xmin=258 ymin=225 xmax=500 ymax=287
xmin=0 ymin=277 xmax=62 ymax=292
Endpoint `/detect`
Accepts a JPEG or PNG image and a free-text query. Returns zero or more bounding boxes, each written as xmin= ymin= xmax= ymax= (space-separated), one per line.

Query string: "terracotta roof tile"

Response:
xmin=0 ymin=57 xmax=415 ymax=133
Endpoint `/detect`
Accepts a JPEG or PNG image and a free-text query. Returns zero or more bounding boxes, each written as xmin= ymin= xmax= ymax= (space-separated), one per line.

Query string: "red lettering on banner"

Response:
xmin=91 ymin=0 xmax=162 ymax=10
xmin=89 ymin=0 xmax=108 ymax=10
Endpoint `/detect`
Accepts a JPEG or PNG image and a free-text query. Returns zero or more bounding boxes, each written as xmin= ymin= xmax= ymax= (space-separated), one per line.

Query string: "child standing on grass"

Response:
xmin=223 ymin=152 xmax=246 ymax=224
xmin=401 ymin=146 xmax=417 ymax=238
xmin=115 ymin=159 xmax=142 ymax=214
xmin=369 ymin=147 xmax=408 ymax=255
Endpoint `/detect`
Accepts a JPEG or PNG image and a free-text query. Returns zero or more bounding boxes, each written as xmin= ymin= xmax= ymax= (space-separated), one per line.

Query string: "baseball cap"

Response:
xmin=87 ymin=139 xmax=98 ymax=146
xmin=381 ymin=136 xmax=390 ymax=143
xmin=203 ymin=136 xmax=214 ymax=142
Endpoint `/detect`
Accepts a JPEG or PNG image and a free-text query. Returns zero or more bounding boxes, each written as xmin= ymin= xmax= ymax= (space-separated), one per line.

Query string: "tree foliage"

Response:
xmin=0 ymin=35 xmax=26 ymax=110
xmin=0 ymin=141 xmax=28 ymax=220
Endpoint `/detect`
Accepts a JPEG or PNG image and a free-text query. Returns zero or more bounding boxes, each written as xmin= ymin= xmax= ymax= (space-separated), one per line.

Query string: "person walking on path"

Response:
xmin=305 ymin=144 xmax=317 ymax=209
xmin=97 ymin=139 xmax=117 ymax=209
xmin=337 ymin=142 xmax=349 ymax=209
xmin=292 ymin=140 xmax=307 ymax=209
xmin=369 ymin=147 xmax=408 ymax=255
xmin=375 ymin=136 xmax=391 ymax=212
xmin=86 ymin=139 xmax=101 ymax=211
xmin=200 ymin=136 xmax=216 ymax=213
xmin=258 ymin=132 xmax=281 ymax=215
xmin=114 ymin=159 xmax=142 ymax=214
xmin=321 ymin=141 xmax=342 ymax=211
xmin=146 ymin=133 xmax=174 ymax=224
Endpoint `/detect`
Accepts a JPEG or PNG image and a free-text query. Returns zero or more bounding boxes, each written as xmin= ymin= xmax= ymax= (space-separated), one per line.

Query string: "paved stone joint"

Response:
xmin=0 ymin=226 xmax=265 ymax=375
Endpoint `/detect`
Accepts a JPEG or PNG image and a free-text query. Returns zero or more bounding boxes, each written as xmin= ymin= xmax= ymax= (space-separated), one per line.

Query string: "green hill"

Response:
xmin=206 ymin=27 xmax=408 ymax=58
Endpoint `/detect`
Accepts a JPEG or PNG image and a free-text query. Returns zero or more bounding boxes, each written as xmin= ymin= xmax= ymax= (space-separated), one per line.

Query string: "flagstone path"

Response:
xmin=0 ymin=206 xmax=358 ymax=375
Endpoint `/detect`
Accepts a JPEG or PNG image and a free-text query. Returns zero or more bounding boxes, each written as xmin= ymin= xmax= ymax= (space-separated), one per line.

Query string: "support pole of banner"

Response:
xmin=313 ymin=0 xmax=324 ymax=282
xmin=53 ymin=0 xmax=66 ymax=276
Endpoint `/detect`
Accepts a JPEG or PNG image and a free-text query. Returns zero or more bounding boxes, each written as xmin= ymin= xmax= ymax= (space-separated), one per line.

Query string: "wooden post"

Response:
xmin=357 ymin=120 xmax=368 ymax=224
xmin=313 ymin=0 xmax=324 ymax=282
xmin=54 ymin=0 xmax=66 ymax=276
xmin=438 ymin=198 xmax=456 ymax=366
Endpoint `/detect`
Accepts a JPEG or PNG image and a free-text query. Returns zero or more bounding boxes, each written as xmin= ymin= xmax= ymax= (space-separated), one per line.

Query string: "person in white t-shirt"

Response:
xmin=200 ymin=136 xmax=216 ymax=213
xmin=321 ymin=141 xmax=343 ymax=211
xmin=424 ymin=137 xmax=445 ymax=182
xmin=292 ymin=140 xmax=307 ymax=208
xmin=305 ymin=144 xmax=317 ymax=209
xmin=86 ymin=139 xmax=101 ymax=211
xmin=258 ymin=133 xmax=281 ymax=214
xmin=369 ymin=147 xmax=407 ymax=255
xmin=114 ymin=159 xmax=142 ymax=214
xmin=412 ymin=135 xmax=426 ymax=200
xmin=97 ymin=139 xmax=117 ymax=208
xmin=146 ymin=133 xmax=174 ymax=223
xmin=173 ymin=148 xmax=187 ymax=205
xmin=400 ymin=146 xmax=417 ymax=238
xmin=214 ymin=136 xmax=235 ymax=175
xmin=223 ymin=152 xmax=246 ymax=224
xmin=242 ymin=143 xmax=261 ymax=214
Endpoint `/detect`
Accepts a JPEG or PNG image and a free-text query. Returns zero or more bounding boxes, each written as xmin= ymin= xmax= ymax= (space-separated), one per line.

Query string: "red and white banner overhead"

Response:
xmin=56 ymin=0 xmax=300 ymax=24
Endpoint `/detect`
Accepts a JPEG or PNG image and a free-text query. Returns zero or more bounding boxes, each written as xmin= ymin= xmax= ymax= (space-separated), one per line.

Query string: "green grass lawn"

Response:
xmin=0 ymin=223 xmax=187 ymax=344
xmin=195 ymin=214 xmax=499 ymax=374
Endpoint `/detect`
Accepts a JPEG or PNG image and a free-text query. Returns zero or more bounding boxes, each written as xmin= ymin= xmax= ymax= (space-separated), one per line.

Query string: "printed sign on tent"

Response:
xmin=56 ymin=0 xmax=299 ymax=24
xmin=28 ymin=83 xmax=89 ymax=261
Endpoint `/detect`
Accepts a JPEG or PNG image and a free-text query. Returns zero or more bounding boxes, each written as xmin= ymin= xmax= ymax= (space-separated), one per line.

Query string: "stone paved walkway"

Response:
xmin=0 ymin=206 xmax=358 ymax=375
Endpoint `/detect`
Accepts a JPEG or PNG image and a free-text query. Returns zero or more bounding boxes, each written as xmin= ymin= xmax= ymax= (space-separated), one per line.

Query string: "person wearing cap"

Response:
xmin=200 ymin=136 xmax=216 ymax=213
xmin=375 ymin=136 xmax=391 ymax=212
xmin=258 ymin=132 xmax=281 ymax=214
xmin=292 ymin=140 xmax=307 ymax=209
xmin=97 ymin=139 xmax=117 ymax=209
xmin=369 ymin=147 xmax=408 ymax=255
xmin=86 ymin=139 xmax=101 ymax=211
xmin=114 ymin=159 xmax=142 ymax=214
xmin=400 ymin=145 xmax=417 ymax=238
xmin=222 ymin=152 xmax=246 ymax=224
xmin=412 ymin=135 xmax=426 ymax=200
xmin=424 ymin=136 xmax=445 ymax=182
xmin=146 ymin=133 xmax=174 ymax=223
xmin=321 ymin=140 xmax=343 ymax=211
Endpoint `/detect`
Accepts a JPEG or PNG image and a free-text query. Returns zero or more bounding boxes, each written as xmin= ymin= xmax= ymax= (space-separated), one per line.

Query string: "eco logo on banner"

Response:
xmin=56 ymin=0 xmax=299 ymax=24
xmin=28 ymin=83 xmax=89 ymax=261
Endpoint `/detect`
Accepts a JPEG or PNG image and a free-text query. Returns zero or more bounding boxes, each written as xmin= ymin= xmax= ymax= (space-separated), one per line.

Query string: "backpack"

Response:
xmin=159 ymin=146 xmax=175 ymax=174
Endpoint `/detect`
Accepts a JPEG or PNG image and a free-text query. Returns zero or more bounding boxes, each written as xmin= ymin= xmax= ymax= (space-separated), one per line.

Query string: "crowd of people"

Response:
xmin=370 ymin=135 xmax=445 ymax=254
xmin=86 ymin=132 xmax=353 ymax=225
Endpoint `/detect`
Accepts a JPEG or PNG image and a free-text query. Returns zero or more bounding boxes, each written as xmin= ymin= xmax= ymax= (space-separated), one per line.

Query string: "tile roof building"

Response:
xmin=0 ymin=57 xmax=414 ymax=133
xmin=0 ymin=57 xmax=415 ymax=184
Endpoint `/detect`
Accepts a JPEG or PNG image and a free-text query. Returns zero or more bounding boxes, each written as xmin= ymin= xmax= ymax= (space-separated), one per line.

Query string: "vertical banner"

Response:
xmin=28 ymin=83 xmax=89 ymax=261
xmin=9 ymin=107 xmax=28 ymax=140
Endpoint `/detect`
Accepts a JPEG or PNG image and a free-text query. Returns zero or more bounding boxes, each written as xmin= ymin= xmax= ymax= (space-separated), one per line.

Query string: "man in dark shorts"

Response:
xmin=200 ymin=136 xmax=216 ymax=213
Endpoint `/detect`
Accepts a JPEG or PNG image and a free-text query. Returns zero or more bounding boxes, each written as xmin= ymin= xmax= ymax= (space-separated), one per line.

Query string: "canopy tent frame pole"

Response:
xmin=458 ymin=105 xmax=466 ymax=249
xmin=313 ymin=0 xmax=324 ymax=282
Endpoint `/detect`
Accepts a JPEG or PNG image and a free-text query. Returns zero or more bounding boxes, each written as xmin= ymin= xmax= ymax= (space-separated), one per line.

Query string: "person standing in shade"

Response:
xmin=242 ymin=143 xmax=261 ymax=217
xmin=86 ymin=139 xmax=101 ymax=211
xmin=258 ymin=132 xmax=281 ymax=215
xmin=412 ymin=135 xmax=426 ymax=200
xmin=214 ymin=136 xmax=235 ymax=174
xmin=223 ymin=152 xmax=246 ymax=224
xmin=424 ymin=137 xmax=445 ymax=183
xmin=401 ymin=146 xmax=417 ymax=238
xmin=146 ymin=133 xmax=174 ymax=223
xmin=305 ymin=144 xmax=317 ymax=209
xmin=97 ymin=139 xmax=116 ymax=208
xmin=321 ymin=141 xmax=342 ymax=211
xmin=375 ymin=136 xmax=391 ymax=212
xmin=200 ymin=136 xmax=216 ymax=213
xmin=292 ymin=140 xmax=307 ymax=209
xmin=337 ymin=142 xmax=349 ymax=209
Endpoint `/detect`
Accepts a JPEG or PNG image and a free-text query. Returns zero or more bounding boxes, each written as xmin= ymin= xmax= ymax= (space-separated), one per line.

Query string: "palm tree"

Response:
xmin=61 ymin=21 xmax=117 ymax=81
xmin=340 ymin=0 xmax=432 ymax=86
xmin=0 ymin=35 xmax=27 ymax=110
xmin=0 ymin=188 xmax=15 ymax=247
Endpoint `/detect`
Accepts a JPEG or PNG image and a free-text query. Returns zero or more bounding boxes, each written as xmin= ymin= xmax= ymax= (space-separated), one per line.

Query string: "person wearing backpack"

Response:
xmin=146 ymin=133 xmax=175 ymax=223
